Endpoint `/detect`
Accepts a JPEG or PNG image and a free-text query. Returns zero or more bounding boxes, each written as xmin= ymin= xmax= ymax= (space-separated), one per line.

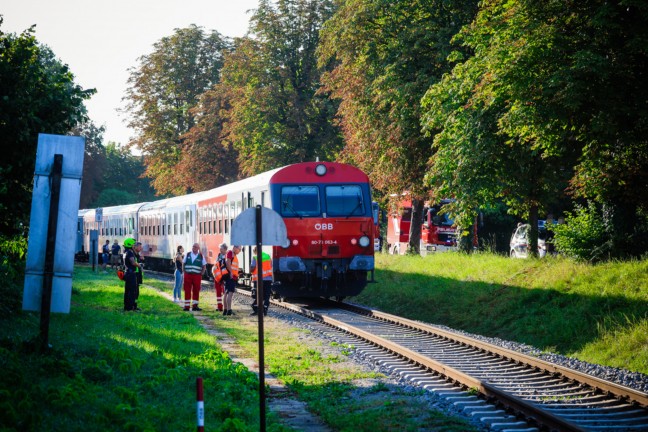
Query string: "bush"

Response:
xmin=551 ymin=202 xmax=608 ymax=262
xmin=0 ymin=235 xmax=28 ymax=317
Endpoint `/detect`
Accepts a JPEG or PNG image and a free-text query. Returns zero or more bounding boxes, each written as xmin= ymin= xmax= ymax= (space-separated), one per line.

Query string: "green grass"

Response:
xmin=7 ymin=253 xmax=641 ymax=431
xmin=0 ymin=267 xmax=284 ymax=432
xmin=1 ymin=266 xmax=476 ymax=431
xmin=355 ymin=253 xmax=648 ymax=374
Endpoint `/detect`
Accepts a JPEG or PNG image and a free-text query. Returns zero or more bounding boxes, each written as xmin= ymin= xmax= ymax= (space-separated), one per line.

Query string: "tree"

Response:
xmin=180 ymin=86 xmax=240 ymax=191
xmin=0 ymin=19 xmax=94 ymax=236
xmin=123 ymin=25 xmax=230 ymax=195
xmin=75 ymin=120 xmax=106 ymax=209
xmin=421 ymin=0 xmax=648 ymax=257
xmin=318 ymin=0 xmax=479 ymax=253
xmin=217 ymin=0 xmax=343 ymax=177
xmin=90 ymin=142 xmax=156 ymax=207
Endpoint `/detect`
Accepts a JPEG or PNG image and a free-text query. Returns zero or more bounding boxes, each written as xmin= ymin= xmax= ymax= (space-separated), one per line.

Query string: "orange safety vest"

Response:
xmin=213 ymin=257 xmax=228 ymax=282
xmin=251 ymin=252 xmax=272 ymax=281
xmin=230 ymin=254 xmax=239 ymax=279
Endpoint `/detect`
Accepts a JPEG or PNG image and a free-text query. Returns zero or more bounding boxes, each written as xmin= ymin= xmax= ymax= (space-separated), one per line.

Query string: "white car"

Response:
xmin=510 ymin=222 xmax=553 ymax=258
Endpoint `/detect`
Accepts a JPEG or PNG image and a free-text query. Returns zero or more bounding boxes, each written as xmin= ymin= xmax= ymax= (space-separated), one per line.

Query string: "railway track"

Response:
xmin=265 ymin=299 xmax=648 ymax=431
xmin=144 ymin=270 xmax=648 ymax=430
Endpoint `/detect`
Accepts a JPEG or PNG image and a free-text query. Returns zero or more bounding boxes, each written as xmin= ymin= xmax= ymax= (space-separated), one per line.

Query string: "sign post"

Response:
xmin=23 ymin=134 xmax=85 ymax=349
xmin=40 ymin=154 xmax=63 ymax=350
xmin=232 ymin=205 xmax=287 ymax=432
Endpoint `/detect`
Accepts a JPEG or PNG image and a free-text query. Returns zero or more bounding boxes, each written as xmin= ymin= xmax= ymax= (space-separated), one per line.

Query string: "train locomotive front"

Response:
xmin=269 ymin=162 xmax=376 ymax=299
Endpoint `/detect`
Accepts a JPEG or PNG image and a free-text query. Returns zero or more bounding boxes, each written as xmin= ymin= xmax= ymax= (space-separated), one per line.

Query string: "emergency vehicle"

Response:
xmin=386 ymin=197 xmax=458 ymax=255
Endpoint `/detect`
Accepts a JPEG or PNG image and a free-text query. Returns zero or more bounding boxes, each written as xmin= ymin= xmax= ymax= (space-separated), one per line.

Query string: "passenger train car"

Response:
xmin=78 ymin=161 xmax=377 ymax=299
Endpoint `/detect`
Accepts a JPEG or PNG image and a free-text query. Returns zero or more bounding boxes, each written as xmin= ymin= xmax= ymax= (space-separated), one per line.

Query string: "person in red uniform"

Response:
xmin=182 ymin=243 xmax=206 ymax=311
xmin=212 ymin=243 xmax=228 ymax=311
xmin=223 ymin=245 xmax=240 ymax=316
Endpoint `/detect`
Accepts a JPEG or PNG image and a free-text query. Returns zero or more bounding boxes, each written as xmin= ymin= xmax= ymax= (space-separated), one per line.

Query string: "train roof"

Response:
xmin=140 ymin=190 xmax=211 ymax=211
xmin=197 ymin=166 xmax=284 ymax=204
xmin=270 ymin=162 xmax=369 ymax=184
xmin=78 ymin=162 xmax=370 ymax=213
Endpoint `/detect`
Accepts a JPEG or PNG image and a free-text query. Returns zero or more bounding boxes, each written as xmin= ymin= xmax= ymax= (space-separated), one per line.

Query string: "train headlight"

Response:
xmin=350 ymin=238 xmax=357 ymax=245
xmin=359 ymin=235 xmax=371 ymax=248
xmin=315 ymin=164 xmax=327 ymax=176
xmin=292 ymin=239 xmax=299 ymax=246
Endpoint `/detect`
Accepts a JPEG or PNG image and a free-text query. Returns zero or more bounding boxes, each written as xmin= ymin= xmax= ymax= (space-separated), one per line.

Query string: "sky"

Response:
xmin=1 ymin=0 xmax=260 ymax=146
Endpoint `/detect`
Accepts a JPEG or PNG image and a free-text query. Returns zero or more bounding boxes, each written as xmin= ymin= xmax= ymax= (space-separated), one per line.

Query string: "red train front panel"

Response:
xmin=269 ymin=162 xmax=375 ymax=299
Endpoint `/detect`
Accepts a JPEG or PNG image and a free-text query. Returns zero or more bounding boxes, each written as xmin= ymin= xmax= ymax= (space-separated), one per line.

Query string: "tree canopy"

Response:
xmin=318 ymin=0 xmax=480 ymax=252
xmin=123 ymin=25 xmax=230 ymax=195
xmin=0 ymin=19 xmax=94 ymax=236
xmin=216 ymin=0 xmax=343 ymax=177
xmin=420 ymin=0 xmax=648 ymax=256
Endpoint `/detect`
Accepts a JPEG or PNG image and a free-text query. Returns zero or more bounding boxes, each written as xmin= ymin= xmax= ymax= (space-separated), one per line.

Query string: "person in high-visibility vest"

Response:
xmin=223 ymin=245 xmax=240 ymax=316
xmin=212 ymin=243 xmax=228 ymax=311
xmin=182 ymin=243 xmax=206 ymax=311
xmin=122 ymin=237 xmax=141 ymax=311
xmin=250 ymin=246 xmax=272 ymax=316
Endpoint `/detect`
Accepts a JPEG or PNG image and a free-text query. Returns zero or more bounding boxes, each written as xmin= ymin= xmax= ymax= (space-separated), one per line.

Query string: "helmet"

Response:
xmin=124 ymin=237 xmax=136 ymax=248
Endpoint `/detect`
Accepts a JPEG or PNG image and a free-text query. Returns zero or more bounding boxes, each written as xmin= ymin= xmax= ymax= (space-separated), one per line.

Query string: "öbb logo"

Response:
xmin=315 ymin=223 xmax=334 ymax=230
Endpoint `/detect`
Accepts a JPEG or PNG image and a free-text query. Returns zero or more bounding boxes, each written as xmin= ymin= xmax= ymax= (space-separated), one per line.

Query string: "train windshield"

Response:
xmin=281 ymin=186 xmax=321 ymax=217
xmin=325 ymin=185 xmax=365 ymax=217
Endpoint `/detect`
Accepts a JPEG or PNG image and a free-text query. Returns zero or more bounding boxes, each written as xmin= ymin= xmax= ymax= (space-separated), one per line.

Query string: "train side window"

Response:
xmin=219 ymin=220 xmax=222 ymax=234
xmin=208 ymin=207 xmax=212 ymax=234
xmin=280 ymin=186 xmax=320 ymax=217
xmin=186 ymin=210 xmax=191 ymax=227
xmin=261 ymin=191 xmax=265 ymax=207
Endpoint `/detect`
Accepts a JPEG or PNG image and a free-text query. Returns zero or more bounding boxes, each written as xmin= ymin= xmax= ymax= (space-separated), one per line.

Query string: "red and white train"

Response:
xmin=78 ymin=161 xmax=377 ymax=299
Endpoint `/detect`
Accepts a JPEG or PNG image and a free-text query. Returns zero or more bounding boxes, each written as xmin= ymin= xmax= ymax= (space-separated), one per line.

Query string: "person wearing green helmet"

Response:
xmin=122 ymin=237 xmax=141 ymax=311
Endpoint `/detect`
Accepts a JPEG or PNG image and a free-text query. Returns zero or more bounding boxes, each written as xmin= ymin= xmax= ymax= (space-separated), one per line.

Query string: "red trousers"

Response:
xmin=183 ymin=272 xmax=202 ymax=309
xmin=215 ymin=280 xmax=224 ymax=311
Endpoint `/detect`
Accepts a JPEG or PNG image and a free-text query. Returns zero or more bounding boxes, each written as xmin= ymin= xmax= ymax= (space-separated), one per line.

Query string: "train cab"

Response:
xmin=269 ymin=162 xmax=375 ymax=299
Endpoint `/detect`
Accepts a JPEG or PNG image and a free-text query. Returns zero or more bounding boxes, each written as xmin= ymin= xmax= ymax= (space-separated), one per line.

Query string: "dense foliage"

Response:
xmin=123 ymin=25 xmax=231 ymax=195
xmin=0 ymin=19 xmax=94 ymax=236
xmin=318 ymin=0 xmax=480 ymax=252
xmin=421 ymin=0 xmax=648 ymax=256
xmin=4 ymin=0 xmax=648 ymax=260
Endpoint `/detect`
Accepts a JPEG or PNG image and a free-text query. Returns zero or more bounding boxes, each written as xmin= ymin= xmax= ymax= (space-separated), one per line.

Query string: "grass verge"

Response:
xmin=355 ymin=253 xmax=648 ymax=374
xmin=0 ymin=266 xmax=280 ymax=431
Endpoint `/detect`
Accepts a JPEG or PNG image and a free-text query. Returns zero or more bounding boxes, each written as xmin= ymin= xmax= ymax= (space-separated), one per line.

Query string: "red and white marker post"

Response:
xmin=197 ymin=377 xmax=204 ymax=432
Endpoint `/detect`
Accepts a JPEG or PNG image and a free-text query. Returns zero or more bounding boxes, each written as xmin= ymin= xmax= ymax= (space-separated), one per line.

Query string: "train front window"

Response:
xmin=325 ymin=185 xmax=365 ymax=217
xmin=281 ymin=186 xmax=320 ymax=217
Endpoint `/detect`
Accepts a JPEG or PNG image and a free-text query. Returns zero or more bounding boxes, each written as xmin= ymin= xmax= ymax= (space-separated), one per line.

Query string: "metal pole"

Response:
xmin=256 ymin=205 xmax=266 ymax=432
xmin=40 ymin=154 xmax=63 ymax=351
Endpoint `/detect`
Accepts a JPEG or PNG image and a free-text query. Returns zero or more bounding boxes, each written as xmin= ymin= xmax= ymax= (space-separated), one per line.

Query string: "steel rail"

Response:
xmin=278 ymin=300 xmax=586 ymax=432
xmin=339 ymin=301 xmax=648 ymax=408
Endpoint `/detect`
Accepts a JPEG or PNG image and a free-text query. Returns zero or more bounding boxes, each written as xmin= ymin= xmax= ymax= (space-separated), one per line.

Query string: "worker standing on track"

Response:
xmin=250 ymin=246 xmax=272 ymax=316
xmin=182 ymin=243 xmax=206 ymax=311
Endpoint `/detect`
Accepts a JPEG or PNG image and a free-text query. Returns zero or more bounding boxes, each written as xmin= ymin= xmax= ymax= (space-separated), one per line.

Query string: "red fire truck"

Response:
xmin=386 ymin=198 xmax=458 ymax=255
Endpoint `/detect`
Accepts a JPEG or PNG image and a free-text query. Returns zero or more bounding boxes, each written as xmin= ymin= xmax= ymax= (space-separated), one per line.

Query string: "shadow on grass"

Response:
xmin=355 ymin=268 xmax=648 ymax=357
